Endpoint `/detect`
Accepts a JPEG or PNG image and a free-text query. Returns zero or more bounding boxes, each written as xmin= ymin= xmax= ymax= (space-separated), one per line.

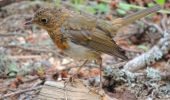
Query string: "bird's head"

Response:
xmin=25 ymin=8 xmax=68 ymax=31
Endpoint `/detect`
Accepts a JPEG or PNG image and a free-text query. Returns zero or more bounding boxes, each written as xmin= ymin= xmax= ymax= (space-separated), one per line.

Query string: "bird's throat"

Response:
xmin=48 ymin=30 xmax=69 ymax=50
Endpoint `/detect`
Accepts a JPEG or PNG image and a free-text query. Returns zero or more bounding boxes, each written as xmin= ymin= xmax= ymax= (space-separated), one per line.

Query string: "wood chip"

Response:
xmin=35 ymin=80 xmax=101 ymax=100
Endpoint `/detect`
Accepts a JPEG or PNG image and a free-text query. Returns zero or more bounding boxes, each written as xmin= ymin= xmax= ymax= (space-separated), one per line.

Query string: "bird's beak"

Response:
xmin=24 ymin=19 xmax=33 ymax=25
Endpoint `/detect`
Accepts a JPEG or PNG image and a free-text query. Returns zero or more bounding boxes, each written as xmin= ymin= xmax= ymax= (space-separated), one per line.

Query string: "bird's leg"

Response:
xmin=76 ymin=59 xmax=88 ymax=74
xmin=97 ymin=57 xmax=103 ymax=90
xmin=89 ymin=57 xmax=104 ymax=95
xmin=69 ymin=60 xmax=88 ymax=83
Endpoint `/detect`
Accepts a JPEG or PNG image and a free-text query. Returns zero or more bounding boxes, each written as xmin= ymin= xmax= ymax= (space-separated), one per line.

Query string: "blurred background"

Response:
xmin=0 ymin=0 xmax=170 ymax=99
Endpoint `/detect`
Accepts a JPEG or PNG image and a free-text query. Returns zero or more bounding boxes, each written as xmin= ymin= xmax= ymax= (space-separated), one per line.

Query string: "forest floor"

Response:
xmin=0 ymin=0 xmax=170 ymax=100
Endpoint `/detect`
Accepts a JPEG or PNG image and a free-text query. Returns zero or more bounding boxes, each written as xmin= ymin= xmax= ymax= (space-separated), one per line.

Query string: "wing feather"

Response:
xmin=61 ymin=16 xmax=128 ymax=60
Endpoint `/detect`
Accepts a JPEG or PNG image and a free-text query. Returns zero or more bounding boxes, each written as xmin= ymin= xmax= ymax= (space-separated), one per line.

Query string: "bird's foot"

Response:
xmin=64 ymin=73 xmax=79 ymax=87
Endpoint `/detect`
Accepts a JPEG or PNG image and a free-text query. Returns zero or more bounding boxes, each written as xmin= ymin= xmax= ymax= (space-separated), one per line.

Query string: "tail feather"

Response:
xmin=122 ymin=4 xmax=161 ymax=25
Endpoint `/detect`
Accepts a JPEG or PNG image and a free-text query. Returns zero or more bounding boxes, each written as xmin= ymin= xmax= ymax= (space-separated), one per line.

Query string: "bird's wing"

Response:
xmin=96 ymin=19 xmax=122 ymax=37
xmin=61 ymin=16 xmax=128 ymax=60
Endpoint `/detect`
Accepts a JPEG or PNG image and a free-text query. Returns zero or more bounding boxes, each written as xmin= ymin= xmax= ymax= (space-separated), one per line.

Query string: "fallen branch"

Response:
xmin=124 ymin=31 xmax=170 ymax=72
xmin=123 ymin=16 xmax=170 ymax=72
xmin=0 ymin=86 xmax=42 ymax=99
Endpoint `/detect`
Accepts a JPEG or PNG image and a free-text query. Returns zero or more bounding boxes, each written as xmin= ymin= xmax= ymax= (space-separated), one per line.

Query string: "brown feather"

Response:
xmin=62 ymin=16 xmax=128 ymax=60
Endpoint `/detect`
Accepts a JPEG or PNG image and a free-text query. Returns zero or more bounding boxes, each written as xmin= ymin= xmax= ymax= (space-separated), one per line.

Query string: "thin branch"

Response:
xmin=111 ymin=61 xmax=127 ymax=68
xmin=64 ymin=83 xmax=68 ymax=100
xmin=142 ymin=19 xmax=164 ymax=35
xmin=0 ymin=44 xmax=57 ymax=55
xmin=0 ymin=33 xmax=26 ymax=37
xmin=121 ymin=46 xmax=143 ymax=53
xmin=7 ymin=55 xmax=42 ymax=59
xmin=0 ymin=86 xmax=42 ymax=99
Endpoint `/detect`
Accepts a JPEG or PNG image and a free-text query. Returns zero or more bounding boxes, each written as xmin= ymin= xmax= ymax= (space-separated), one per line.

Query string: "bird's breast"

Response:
xmin=48 ymin=31 xmax=69 ymax=50
xmin=48 ymin=31 xmax=99 ymax=60
xmin=63 ymin=41 xmax=99 ymax=60
xmin=54 ymin=38 xmax=69 ymax=50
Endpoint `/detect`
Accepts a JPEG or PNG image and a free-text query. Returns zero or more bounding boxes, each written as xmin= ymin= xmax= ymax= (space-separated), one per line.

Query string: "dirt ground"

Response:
xmin=1 ymin=0 xmax=170 ymax=100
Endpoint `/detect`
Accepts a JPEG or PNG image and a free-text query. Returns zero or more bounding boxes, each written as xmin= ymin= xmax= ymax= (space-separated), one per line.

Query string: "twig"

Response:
xmin=120 ymin=46 xmax=143 ymax=53
xmin=23 ymin=76 xmax=39 ymax=83
xmin=0 ymin=86 xmax=42 ymax=99
xmin=0 ymin=33 xmax=26 ymax=37
xmin=7 ymin=55 xmax=41 ymax=59
xmin=161 ymin=14 xmax=168 ymax=31
xmin=1 ymin=44 xmax=66 ymax=58
xmin=111 ymin=61 xmax=127 ymax=68
xmin=142 ymin=19 xmax=164 ymax=35
xmin=0 ymin=44 xmax=57 ymax=55
xmin=64 ymin=82 xmax=68 ymax=100
xmin=31 ymin=79 xmax=43 ymax=88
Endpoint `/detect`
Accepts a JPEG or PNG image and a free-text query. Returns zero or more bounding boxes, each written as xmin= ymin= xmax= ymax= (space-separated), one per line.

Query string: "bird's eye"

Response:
xmin=41 ymin=18 xmax=48 ymax=24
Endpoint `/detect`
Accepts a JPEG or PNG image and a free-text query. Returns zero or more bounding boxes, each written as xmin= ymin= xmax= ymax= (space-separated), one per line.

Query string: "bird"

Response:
xmin=25 ymin=4 xmax=161 ymax=88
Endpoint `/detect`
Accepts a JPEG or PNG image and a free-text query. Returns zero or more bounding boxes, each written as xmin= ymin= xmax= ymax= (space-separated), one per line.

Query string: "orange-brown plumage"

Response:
xmin=55 ymin=39 xmax=69 ymax=50
xmin=48 ymin=30 xmax=70 ymax=50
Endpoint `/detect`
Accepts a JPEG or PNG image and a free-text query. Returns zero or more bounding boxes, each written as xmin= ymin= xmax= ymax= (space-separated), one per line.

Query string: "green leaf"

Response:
xmin=8 ymin=61 xmax=18 ymax=77
xmin=147 ymin=3 xmax=155 ymax=7
xmin=137 ymin=45 xmax=149 ymax=51
xmin=85 ymin=6 xmax=96 ymax=14
xmin=118 ymin=2 xmax=131 ymax=11
xmin=71 ymin=0 xmax=85 ymax=5
xmin=54 ymin=0 xmax=61 ymax=7
xmin=116 ymin=9 xmax=126 ymax=15
xmin=73 ymin=4 xmax=86 ymax=12
xmin=155 ymin=0 xmax=165 ymax=5
xmin=95 ymin=3 xmax=109 ymax=13
xmin=69 ymin=4 xmax=96 ymax=14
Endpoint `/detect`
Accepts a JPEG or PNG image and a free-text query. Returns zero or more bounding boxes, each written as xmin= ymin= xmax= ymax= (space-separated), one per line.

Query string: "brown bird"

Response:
xmin=25 ymin=4 xmax=161 ymax=88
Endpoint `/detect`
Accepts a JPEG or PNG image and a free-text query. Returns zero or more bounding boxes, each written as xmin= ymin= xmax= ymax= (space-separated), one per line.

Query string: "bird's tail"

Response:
xmin=122 ymin=4 xmax=161 ymax=25
xmin=110 ymin=4 xmax=161 ymax=37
